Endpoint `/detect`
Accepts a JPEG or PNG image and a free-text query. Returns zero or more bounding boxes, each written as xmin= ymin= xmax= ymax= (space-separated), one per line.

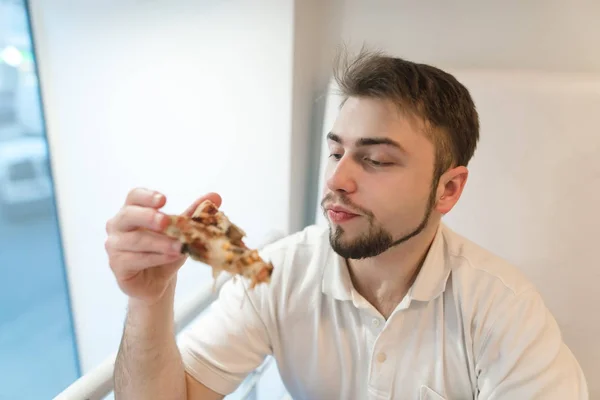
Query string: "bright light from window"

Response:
xmin=1 ymin=46 xmax=24 ymax=67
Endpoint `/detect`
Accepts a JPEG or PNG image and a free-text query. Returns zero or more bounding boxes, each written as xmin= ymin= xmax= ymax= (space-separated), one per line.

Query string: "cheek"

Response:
xmin=355 ymin=179 xmax=398 ymax=217
xmin=368 ymin=176 xmax=430 ymax=217
xmin=321 ymin=183 xmax=329 ymax=198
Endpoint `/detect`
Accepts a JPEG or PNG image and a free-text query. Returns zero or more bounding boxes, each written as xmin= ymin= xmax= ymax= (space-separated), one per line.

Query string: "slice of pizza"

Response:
xmin=160 ymin=199 xmax=273 ymax=289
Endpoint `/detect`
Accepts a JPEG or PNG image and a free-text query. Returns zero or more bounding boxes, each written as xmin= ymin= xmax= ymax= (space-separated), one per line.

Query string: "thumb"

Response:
xmin=182 ymin=192 xmax=222 ymax=216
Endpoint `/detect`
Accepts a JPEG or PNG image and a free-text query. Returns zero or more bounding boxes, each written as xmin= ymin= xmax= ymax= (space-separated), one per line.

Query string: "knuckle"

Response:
xmin=160 ymin=238 xmax=174 ymax=254
xmin=148 ymin=209 xmax=159 ymax=227
xmin=108 ymin=253 xmax=124 ymax=274
xmin=106 ymin=211 xmax=122 ymax=233
xmin=127 ymin=187 xmax=140 ymax=201
xmin=130 ymin=232 xmax=144 ymax=249
xmin=112 ymin=208 xmax=126 ymax=229
xmin=126 ymin=187 xmax=156 ymax=207
xmin=104 ymin=234 xmax=118 ymax=252
xmin=128 ymin=205 xmax=155 ymax=229
xmin=105 ymin=219 xmax=113 ymax=233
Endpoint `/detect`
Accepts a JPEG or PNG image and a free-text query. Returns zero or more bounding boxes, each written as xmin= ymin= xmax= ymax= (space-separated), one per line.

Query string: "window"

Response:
xmin=0 ymin=0 xmax=80 ymax=398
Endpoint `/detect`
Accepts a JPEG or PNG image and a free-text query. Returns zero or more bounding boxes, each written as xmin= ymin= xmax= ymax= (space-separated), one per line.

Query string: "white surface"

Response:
xmin=28 ymin=0 xmax=296 ymax=372
xmin=338 ymin=0 xmax=600 ymax=73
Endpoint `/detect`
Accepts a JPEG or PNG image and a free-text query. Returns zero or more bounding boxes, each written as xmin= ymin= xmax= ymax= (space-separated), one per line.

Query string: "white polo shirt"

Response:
xmin=180 ymin=223 xmax=588 ymax=399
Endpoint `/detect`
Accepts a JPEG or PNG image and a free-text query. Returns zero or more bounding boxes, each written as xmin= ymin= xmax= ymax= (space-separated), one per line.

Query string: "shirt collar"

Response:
xmin=409 ymin=223 xmax=451 ymax=302
xmin=321 ymin=248 xmax=355 ymax=301
xmin=321 ymin=223 xmax=451 ymax=303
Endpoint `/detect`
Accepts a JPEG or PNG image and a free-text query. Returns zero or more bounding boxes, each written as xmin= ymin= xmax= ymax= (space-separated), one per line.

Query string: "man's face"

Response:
xmin=321 ymin=97 xmax=439 ymax=259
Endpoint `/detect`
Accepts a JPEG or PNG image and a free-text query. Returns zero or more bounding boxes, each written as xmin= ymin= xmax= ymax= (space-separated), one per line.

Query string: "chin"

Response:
xmin=327 ymin=220 xmax=396 ymax=259
xmin=328 ymin=222 xmax=364 ymax=243
xmin=328 ymin=221 xmax=352 ymax=235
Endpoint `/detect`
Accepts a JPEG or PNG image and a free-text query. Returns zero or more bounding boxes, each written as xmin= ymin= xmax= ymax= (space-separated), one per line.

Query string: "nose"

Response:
xmin=326 ymin=156 xmax=358 ymax=194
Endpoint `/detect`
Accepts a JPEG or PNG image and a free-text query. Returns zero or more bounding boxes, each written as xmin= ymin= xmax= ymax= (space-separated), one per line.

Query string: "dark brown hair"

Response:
xmin=333 ymin=47 xmax=480 ymax=181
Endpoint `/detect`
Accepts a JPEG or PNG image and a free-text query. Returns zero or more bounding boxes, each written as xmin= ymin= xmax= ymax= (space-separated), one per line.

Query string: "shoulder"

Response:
xmin=440 ymin=224 xmax=551 ymax=346
xmin=442 ymin=223 xmax=536 ymax=298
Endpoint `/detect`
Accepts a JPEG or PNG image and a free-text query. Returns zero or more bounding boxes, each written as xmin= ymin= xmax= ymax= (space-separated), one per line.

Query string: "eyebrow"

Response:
xmin=327 ymin=132 xmax=407 ymax=153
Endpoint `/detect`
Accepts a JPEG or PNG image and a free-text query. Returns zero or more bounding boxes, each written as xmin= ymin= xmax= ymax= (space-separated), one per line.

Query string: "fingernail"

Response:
xmin=153 ymin=194 xmax=163 ymax=207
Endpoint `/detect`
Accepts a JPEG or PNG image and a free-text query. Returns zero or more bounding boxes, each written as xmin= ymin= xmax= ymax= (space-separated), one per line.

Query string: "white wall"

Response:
xmin=312 ymin=1 xmax=600 ymax=397
xmin=339 ymin=0 xmax=600 ymax=73
xmin=288 ymin=0 xmax=344 ymax=230
xmin=29 ymin=0 xmax=295 ymax=373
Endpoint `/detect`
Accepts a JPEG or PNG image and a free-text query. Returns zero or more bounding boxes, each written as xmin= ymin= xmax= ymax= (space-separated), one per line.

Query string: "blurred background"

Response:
xmin=0 ymin=0 xmax=598 ymax=399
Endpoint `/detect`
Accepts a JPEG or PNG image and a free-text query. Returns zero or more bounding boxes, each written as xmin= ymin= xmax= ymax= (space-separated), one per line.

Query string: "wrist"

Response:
xmin=128 ymin=276 xmax=177 ymax=308
xmin=126 ymin=279 xmax=177 ymax=329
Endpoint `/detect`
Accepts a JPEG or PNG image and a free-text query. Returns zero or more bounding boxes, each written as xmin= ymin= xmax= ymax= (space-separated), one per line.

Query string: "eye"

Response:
xmin=365 ymin=158 xmax=393 ymax=167
xmin=329 ymin=153 xmax=342 ymax=161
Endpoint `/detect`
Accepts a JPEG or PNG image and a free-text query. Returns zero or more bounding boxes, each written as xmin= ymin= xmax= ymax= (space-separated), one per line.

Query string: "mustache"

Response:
xmin=321 ymin=193 xmax=374 ymax=218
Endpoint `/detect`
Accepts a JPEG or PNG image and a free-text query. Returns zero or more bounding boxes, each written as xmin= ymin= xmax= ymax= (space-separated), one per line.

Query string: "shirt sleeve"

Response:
xmin=475 ymin=288 xmax=589 ymax=399
xmin=178 ymin=260 xmax=276 ymax=395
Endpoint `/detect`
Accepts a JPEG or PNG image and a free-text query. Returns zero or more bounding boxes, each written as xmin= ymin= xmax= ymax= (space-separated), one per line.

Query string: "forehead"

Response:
xmin=331 ymin=96 xmax=429 ymax=149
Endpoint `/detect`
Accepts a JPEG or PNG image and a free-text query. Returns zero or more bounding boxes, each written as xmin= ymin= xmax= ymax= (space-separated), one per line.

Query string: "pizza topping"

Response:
xmin=160 ymin=200 xmax=273 ymax=289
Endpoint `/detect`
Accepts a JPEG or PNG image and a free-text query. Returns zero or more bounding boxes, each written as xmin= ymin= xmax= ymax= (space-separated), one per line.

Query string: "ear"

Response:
xmin=435 ymin=166 xmax=469 ymax=215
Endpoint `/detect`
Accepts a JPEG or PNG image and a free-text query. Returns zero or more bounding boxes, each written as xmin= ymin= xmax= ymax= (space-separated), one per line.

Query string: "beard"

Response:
xmin=321 ymin=184 xmax=438 ymax=260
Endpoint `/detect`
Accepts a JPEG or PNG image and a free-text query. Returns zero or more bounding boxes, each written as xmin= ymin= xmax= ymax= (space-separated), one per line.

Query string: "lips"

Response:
xmin=327 ymin=205 xmax=358 ymax=215
xmin=326 ymin=205 xmax=359 ymax=223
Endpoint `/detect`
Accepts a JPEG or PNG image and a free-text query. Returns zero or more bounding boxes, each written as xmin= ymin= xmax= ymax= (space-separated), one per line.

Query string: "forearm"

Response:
xmin=114 ymin=281 xmax=186 ymax=400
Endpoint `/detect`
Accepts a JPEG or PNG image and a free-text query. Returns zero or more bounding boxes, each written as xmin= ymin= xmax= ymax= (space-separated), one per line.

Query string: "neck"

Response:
xmin=347 ymin=220 xmax=440 ymax=318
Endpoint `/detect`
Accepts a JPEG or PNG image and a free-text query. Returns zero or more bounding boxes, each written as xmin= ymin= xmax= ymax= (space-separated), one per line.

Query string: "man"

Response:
xmin=105 ymin=50 xmax=588 ymax=399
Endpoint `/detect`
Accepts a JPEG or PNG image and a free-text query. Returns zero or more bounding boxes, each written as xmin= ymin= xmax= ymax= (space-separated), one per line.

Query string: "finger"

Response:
xmin=182 ymin=192 xmax=222 ymax=216
xmin=125 ymin=187 xmax=166 ymax=209
xmin=109 ymin=205 xmax=167 ymax=233
xmin=111 ymin=251 xmax=183 ymax=275
xmin=107 ymin=230 xmax=184 ymax=255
